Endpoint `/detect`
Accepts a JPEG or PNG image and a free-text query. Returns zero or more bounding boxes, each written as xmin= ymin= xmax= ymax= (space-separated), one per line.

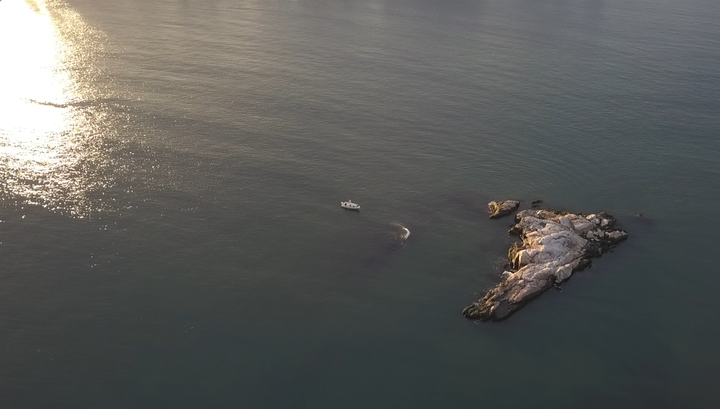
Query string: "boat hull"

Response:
xmin=340 ymin=202 xmax=361 ymax=211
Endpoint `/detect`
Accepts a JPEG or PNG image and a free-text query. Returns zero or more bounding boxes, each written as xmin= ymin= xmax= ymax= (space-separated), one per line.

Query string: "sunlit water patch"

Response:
xmin=0 ymin=0 xmax=139 ymax=217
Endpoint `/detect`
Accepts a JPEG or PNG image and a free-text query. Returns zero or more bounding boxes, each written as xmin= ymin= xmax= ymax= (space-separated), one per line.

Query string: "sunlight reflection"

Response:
xmin=0 ymin=0 xmax=114 ymax=216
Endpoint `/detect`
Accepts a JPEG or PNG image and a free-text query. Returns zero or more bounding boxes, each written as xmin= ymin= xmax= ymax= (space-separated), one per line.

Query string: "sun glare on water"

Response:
xmin=0 ymin=0 xmax=116 ymax=217
xmin=0 ymin=0 xmax=70 ymax=134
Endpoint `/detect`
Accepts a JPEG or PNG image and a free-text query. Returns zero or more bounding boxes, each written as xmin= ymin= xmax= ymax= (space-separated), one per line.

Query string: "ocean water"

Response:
xmin=1 ymin=0 xmax=719 ymax=407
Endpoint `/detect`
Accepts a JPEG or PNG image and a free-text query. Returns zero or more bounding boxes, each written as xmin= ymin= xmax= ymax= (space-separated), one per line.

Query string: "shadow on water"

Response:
xmin=328 ymin=218 xmax=415 ymax=277
xmin=357 ymin=222 xmax=412 ymax=271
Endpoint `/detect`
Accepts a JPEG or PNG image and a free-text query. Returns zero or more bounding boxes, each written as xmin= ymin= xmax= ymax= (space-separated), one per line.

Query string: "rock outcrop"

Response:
xmin=463 ymin=209 xmax=628 ymax=321
xmin=488 ymin=200 xmax=520 ymax=219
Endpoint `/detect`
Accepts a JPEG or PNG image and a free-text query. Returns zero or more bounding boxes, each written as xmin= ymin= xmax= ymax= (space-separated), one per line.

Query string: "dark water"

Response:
xmin=1 ymin=0 xmax=719 ymax=407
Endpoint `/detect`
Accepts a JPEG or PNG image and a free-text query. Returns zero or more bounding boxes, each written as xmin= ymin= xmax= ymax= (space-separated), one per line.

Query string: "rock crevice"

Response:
xmin=463 ymin=209 xmax=628 ymax=321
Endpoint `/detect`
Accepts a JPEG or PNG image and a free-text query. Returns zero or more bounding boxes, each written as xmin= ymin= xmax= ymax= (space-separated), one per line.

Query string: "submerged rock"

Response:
xmin=463 ymin=209 xmax=628 ymax=321
xmin=488 ymin=200 xmax=520 ymax=219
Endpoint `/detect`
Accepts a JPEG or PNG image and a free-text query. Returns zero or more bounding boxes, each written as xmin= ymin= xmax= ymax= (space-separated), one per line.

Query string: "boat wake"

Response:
xmin=28 ymin=98 xmax=128 ymax=109
xmin=392 ymin=222 xmax=410 ymax=239
xmin=388 ymin=222 xmax=410 ymax=249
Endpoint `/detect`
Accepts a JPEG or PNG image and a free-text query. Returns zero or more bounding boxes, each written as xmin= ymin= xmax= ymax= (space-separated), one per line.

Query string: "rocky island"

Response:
xmin=463 ymin=204 xmax=628 ymax=321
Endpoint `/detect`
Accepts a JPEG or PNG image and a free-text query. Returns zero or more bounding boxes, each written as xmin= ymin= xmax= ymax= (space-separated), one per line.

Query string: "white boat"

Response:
xmin=341 ymin=200 xmax=361 ymax=211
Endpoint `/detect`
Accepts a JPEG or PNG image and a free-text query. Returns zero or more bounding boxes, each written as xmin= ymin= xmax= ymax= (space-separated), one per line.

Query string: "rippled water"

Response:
xmin=1 ymin=1 xmax=719 ymax=407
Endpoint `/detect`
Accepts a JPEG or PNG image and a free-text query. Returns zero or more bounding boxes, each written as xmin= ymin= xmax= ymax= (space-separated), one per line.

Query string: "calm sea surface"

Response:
xmin=1 ymin=0 xmax=719 ymax=407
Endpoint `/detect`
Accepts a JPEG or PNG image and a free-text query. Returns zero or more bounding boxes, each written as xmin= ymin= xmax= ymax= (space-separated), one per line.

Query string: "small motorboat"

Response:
xmin=341 ymin=200 xmax=361 ymax=211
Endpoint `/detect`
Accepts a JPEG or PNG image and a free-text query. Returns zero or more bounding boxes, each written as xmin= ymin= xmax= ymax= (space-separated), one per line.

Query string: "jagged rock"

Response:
xmin=463 ymin=209 xmax=628 ymax=321
xmin=530 ymin=200 xmax=543 ymax=208
xmin=488 ymin=200 xmax=520 ymax=219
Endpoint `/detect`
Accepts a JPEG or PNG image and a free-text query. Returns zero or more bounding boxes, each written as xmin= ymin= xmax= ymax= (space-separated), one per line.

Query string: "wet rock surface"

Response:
xmin=488 ymin=200 xmax=520 ymax=219
xmin=463 ymin=208 xmax=628 ymax=321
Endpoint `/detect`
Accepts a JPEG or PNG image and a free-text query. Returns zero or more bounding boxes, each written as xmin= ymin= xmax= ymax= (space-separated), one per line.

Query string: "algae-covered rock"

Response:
xmin=488 ymin=200 xmax=520 ymax=219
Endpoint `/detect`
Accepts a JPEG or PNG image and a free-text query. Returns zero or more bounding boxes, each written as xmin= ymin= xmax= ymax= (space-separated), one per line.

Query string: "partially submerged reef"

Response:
xmin=488 ymin=200 xmax=520 ymax=219
xmin=463 ymin=204 xmax=628 ymax=321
